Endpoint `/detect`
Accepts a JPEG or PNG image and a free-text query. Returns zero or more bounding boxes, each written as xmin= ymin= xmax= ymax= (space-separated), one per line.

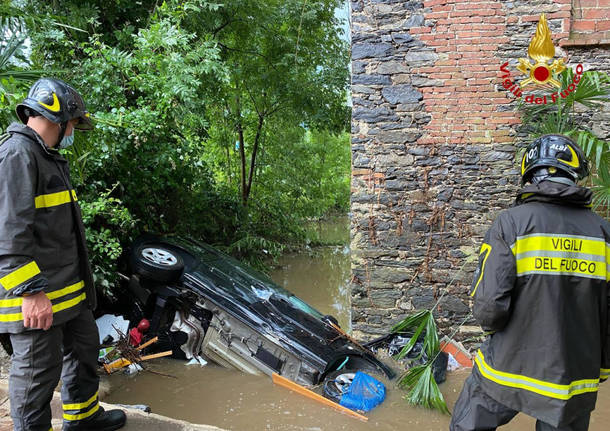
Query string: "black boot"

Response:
xmin=63 ymin=407 xmax=126 ymax=431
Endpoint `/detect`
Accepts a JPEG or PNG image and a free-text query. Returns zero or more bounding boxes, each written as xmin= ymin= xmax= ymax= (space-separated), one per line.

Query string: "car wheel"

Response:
xmin=131 ymin=244 xmax=184 ymax=283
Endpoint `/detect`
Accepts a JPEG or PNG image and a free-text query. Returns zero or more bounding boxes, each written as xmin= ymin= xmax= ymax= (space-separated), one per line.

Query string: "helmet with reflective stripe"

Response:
xmin=16 ymin=78 xmax=93 ymax=130
xmin=521 ymin=134 xmax=589 ymax=185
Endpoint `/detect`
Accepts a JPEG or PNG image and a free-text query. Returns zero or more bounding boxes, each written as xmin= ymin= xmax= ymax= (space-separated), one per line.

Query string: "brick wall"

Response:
xmin=571 ymin=0 xmax=610 ymax=34
xmin=350 ymin=0 xmax=610 ymax=341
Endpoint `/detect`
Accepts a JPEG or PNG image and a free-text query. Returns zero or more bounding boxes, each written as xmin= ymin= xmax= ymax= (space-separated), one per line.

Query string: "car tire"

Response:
xmin=131 ymin=243 xmax=184 ymax=283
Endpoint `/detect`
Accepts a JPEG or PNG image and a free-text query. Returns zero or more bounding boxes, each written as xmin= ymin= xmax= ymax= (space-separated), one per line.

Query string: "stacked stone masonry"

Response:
xmin=349 ymin=0 xmax=610 ymax=341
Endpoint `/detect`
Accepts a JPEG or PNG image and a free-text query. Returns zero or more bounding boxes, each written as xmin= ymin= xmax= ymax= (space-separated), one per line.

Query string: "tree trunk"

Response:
xmin=235 ymin=96 xmax=247 ymax=206
xmin=225 ymin=143 xmax=232 ymax=185
xmin=244 ymin=114 xmax=265 ymax=203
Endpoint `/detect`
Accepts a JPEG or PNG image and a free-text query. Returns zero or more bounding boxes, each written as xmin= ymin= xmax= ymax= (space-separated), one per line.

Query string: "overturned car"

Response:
xmin=103 ymin=236 xmax=395 ymax=386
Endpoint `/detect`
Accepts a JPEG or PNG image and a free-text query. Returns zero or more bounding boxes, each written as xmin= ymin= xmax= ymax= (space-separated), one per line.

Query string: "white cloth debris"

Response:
xmin=95 ymin=314 xmax=130 ymax=344
xmin=186 ymin=356 xmax=208 ymax=366
xmin=447 ymin=352 xmax=461 ymax=371
xmin=125 ymin=363 xmax=143 ymax=375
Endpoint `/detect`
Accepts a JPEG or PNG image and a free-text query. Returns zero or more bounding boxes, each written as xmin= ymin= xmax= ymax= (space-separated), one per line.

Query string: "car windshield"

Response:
xmin=181 ymin=238 xmax=325 ymax=320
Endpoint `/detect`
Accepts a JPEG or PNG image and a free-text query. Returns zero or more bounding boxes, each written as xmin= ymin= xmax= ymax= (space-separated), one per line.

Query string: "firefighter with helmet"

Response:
xmin=450 ymin=134 xmax=610 ymax=431
xmin=0 ymin=78 xmax=126 ymax=430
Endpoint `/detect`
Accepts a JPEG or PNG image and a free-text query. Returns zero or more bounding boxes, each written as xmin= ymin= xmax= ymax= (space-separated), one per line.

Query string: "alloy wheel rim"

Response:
xmin=141 ymin=247 xmax=178 ymax=266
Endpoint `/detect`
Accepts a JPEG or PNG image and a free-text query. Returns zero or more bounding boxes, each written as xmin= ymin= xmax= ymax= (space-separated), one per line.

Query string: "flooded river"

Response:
xmin=105 ymin=217 xmax=610 ymax=430
xmin=104 ymin=360 xmax=610 ymax=430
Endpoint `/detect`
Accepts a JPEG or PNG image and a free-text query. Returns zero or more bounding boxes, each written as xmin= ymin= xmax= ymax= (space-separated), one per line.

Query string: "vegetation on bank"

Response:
xmin=0 ymin=0 xmax=351 ymax=287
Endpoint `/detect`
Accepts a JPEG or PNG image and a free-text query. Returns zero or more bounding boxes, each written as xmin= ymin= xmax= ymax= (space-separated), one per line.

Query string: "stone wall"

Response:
xmin=349 ymin=0 xmax=610 ymax=341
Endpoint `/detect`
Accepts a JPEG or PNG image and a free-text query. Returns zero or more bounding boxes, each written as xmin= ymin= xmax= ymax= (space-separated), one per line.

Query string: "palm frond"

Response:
xmin=391 ymin=310 xmax=440 ymax=359
xmin=398 ymin=363 xmax=450 ymax=414
xmin=391 ymin=310 xmax=428 ymax=332
xmin=567 ymin=129 xmax=610 ymax=171
xmin=391 ymin=309 xmax=449 ymax=413
xmin=568 ymin=70 xmax=610 ymax=110
xmin=532 ymin=110 xmax=572 ymax=136
xmin=0 ymin=33 xmax=26 ymax=70
xmin=0 ymin=69 xmax=48 ymax=81
xmin=591 ymin=174 xmax=610 ymax=217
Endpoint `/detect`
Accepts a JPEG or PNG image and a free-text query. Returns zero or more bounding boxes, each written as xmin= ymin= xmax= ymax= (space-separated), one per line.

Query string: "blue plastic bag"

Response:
xmin=339 ymin=371 xmax=386 ymax=412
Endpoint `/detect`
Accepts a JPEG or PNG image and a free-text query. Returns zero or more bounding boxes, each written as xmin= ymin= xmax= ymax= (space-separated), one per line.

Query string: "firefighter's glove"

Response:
xmin=22 ymin=291 xmax=53 ymax=330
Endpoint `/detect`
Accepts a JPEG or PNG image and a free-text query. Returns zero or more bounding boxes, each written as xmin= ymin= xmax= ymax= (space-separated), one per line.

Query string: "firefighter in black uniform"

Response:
xmin=0 ymin=78 xmax=126 ymax=430
xmin=450 ymin=134 xmax=610 ymax=431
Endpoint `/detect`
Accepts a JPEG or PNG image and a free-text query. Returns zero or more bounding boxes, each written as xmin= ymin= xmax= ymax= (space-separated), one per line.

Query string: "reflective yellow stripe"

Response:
xmin=475 ymin=350 xmax=599 ymax=400
xmin=0 ymin=297 xmax=23 ymax=307
xmin=0 ymin=311 xmax=24 ymax=322
xmin=470 ymin=243 xmax=491 ymax=297
xmin=512 ymin=234 xmax=607 ymax=257
xmin=0 ymin=281 xmax=84 ymax=308
xmin=0 ymin=285 xmax=86 ymax=322
xmin=63 ymin=391 xmax=98 ymax=411
xmin=63 ymin=403 xmax=99 ymax=421
xmin=47 ymin=281 xmax=84 ymax=300
xmin=0 ymin=261 xmax=41 ymax=291
xmin=34 ymin=190 xmax=77 ymax=209
xmin=511 ymin=234 xmax=610 ymax=280
xmin=51 ymin=293 xmax=86 ymax=314
xmin=515 ymin=256 xmax=606 ymax=280
xmin=601 ymin=368 xmax=610 ymax=380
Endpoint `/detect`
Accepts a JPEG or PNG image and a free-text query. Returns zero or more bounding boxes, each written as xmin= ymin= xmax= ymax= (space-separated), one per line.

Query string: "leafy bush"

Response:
xmin=78 ymin=185 xmax=137 ymax=293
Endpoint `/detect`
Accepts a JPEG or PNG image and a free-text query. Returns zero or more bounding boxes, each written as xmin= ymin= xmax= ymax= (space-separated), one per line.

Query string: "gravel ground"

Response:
xmin=0 ymin=348 xmax=9 ymax=380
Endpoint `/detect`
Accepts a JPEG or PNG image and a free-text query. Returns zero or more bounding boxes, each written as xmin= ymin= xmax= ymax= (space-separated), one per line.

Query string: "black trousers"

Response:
xmin=450 ymin=373 xmax=591 ymax=431
xmin=9 ymin=309 xmax=101 ymax=431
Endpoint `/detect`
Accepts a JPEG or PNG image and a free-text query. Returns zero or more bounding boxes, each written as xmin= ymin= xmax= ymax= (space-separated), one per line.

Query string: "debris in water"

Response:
xmin=96 ymin=314 xmax=129 ymax=344
xmin=439 ymin=336 xmax=473 ymax=368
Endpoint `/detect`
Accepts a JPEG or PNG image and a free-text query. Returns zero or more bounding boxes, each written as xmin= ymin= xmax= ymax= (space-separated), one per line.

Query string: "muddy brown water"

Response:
xmin=105 ymin=217 xmax=610 ymax=430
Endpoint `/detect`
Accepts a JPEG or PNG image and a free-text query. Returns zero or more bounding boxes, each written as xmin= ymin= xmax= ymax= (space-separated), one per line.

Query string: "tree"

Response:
xmin=1 ymin=0 xmax=351 ymax=278
xmin=200 ymin=0 xmax=350 ymax=206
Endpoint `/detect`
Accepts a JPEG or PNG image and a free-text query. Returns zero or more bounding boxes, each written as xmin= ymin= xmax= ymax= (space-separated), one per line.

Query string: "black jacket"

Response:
xmin=470 ymin=180 xmax=610 ymax=427
xmin=0 ymin=123 xmax=95 ymax=333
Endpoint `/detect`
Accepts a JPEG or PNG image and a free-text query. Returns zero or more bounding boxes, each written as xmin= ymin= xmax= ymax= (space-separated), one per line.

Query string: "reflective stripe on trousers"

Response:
xmin=63 ymin=391 xmax=99 ymax=421
xmin=9 ymin=309 xmax=100 ymax=431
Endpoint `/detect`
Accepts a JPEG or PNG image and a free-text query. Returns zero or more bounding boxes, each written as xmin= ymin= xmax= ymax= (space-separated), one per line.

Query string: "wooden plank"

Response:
xmin=271 ymin=373 xmax=368 ymax=422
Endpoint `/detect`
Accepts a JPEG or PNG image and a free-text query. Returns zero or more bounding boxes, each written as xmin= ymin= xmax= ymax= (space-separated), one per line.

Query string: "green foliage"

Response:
xmin=518 ymin=69 xmax=610 ymax=213
xmin=0 ymin=3 xmax=49 ymax=126
xmin=391 ymin=310 xmax=440 ymax=360
xmin=397 ymin=363 xmax=450 ymax=414
xmin=392 ymin=310 xmax=449 ymax=414
xmin=198 ymin=0 xmax=350 ymax=206
xmin=254 ymin=130 xmax=351 ymax=220
xmin=1 ymin=0 xmax=350 ymax=283
xmin=79 ymin=185 xmax=137 ymax=292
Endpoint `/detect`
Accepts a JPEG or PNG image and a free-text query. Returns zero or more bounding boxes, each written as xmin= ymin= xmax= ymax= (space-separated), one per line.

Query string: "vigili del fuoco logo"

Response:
xmin=499 ymin=13 xmax=583 ymax=105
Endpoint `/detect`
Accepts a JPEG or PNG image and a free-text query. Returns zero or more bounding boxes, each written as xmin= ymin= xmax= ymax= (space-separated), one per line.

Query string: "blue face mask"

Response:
xmin=58 ymin=133 xmax=74 ymax=149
